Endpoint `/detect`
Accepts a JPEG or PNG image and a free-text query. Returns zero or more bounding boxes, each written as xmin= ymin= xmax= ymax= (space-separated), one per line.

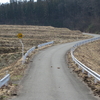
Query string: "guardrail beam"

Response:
xmin=71 ymin=37 xmax=100 ymax=83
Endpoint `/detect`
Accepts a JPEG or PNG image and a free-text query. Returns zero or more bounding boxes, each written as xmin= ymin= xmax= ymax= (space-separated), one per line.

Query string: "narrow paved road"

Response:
xmin=10 ymin=35 xmax=99 ymax=100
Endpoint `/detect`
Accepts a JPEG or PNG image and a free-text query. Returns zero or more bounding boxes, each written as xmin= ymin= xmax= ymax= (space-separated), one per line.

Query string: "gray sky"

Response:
xmin=0 ymin=0 xmax=37 ymax=4
xmin=0 ymin=0 xmax=9 ymax=3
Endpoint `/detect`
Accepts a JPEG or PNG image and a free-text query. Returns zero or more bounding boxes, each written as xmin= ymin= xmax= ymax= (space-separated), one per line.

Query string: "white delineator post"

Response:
xmin=17 ymin=33 xmax=24 ymax=64
xmin=19 ymin=39 xmax=24 ymax=64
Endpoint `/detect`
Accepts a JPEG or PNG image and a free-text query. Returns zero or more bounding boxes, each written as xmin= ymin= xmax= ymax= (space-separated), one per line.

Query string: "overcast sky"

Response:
xmin=0 ymin=0 xmax=9 ymax=3
xmin=0 ymin=0 xmax=37 ymax=4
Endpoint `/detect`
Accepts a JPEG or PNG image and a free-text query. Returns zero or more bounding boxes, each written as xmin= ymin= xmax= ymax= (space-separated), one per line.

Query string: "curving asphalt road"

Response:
xmin=10 ymin=34 xmax=100 ymax=100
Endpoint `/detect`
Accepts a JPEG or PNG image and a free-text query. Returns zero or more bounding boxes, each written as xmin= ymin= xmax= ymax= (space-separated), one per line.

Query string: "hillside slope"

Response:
xmin=74 ymin=40 xmax=100 ymax=75
xmin=67 ymin=38 xmax=100 ymax=97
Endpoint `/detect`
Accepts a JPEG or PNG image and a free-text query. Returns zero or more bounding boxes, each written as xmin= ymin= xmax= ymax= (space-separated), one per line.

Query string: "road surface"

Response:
xmin=10 ymin=35 xmax=99 ymax=100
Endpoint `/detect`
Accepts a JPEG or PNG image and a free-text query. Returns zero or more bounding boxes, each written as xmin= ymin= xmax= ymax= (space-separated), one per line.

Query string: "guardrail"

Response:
xmin=22 ymin=47 xmax=36 ymax=64
xmin=23 ymin=41 xmax=54 ymax=64
xmin=0 ymin=74 xmax=10 ymax=88
xmin=37 ymin=41 xmax=54 ymax=48
xmin=71 ymin=37 xmax=100 ymax=83
xmin=0 ymin=41 xmax=54 ymax=88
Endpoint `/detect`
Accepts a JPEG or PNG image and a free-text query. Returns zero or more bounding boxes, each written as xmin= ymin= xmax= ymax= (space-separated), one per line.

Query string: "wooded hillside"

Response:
xmin=0 ymin=0 xmax=100 ymax=33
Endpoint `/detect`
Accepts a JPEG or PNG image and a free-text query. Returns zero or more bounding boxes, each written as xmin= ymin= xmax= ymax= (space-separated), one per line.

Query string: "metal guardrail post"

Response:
xmin=19 ymin=39 xmax=24 ymax=65
xmin=23 ymin=41 xmax=54 ymax=64
xmin=0 ymin=74 xmax=10 ymax=88
xmin=0 ymin=41 xmax=54 ymax=88
xmin=71 ymin=37 xmax=100 ymax=83
xmin=88 ymin=73 xmax=91 ymax=77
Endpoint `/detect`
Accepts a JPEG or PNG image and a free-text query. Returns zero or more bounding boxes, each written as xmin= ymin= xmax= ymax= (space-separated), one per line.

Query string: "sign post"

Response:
xmin=17 ymin=33 xmax=24 ymax=64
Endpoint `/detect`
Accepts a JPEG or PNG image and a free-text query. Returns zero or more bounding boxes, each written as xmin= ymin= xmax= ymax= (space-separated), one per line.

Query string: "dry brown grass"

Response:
xmin=0 ymin=25 xmax=91 ymax=69
xmin=0 ymin=25 xmax=92 ymax=99
xmin=67 ymin=40 xmax=100 ymax=97
xmin=0 ymin=25 xmax=90 ymax=48
xmin=74 ymin=40 xmax=100 ymax=75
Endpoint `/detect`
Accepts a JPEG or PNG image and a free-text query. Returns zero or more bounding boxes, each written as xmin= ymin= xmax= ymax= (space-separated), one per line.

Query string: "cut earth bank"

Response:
xmin=67 ymin=37 xmax=100 ymax=97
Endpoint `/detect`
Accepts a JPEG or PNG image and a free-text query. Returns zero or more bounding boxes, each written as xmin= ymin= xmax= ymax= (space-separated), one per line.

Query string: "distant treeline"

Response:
xmin=0 ymin=0 xmax=100 ymax=33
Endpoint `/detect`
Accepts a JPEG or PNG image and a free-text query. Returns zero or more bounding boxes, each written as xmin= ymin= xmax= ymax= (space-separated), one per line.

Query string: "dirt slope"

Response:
xmin=67 ymin=39 xmax=100 ymax=97
xmin=74 ymin=40 xmax=100 ymax=75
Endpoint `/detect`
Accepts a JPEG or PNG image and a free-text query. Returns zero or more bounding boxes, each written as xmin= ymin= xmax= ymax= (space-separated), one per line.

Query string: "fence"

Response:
xmin=71 ymin=37 xmax=100 ymax=83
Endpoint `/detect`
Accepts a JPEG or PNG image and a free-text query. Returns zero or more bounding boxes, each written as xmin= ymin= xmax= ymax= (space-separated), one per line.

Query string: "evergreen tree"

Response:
xmin=0 ymin=0 xmax=100 ymax=32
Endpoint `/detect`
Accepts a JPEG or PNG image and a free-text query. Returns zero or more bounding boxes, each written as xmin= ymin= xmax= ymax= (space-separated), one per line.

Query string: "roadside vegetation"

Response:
xmin=0 ymin=0 xmax=100 ymax=99
xmin=0 ymin=25 xmax=91 ymax=99
xmin=67 ymin=40 xmax=100 ymax=97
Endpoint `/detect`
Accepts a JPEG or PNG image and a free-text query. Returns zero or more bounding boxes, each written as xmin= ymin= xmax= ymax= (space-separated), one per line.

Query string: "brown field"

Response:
xmin=0 ymin=25 xmax=92 ymax=99
xmin=0 ymin=25 xmax=91 ymax=70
